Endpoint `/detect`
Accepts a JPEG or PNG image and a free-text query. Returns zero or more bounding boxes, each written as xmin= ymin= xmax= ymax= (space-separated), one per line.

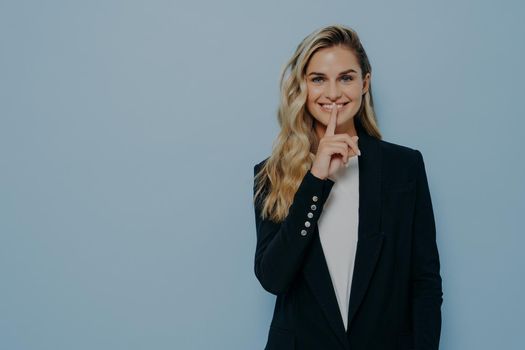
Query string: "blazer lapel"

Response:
xmin=346 ymin=120 xmax=384 ymax=333
xmin=302 ymin=118 xmax=384 ymax=348
xmin=303 ymin=232 xmax=350 ymax=349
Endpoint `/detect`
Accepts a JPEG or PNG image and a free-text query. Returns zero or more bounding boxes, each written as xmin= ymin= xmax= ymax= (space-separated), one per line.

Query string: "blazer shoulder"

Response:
xmin=378 ymin=138 xmax=420 ymax=166
xmin=378 ymin=139 xmax=423 ymax=184
xmin=254 ymin=156 xmax=270 ymax=174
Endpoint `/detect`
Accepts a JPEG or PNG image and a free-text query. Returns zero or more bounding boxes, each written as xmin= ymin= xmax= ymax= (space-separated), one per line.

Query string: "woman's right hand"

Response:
xmin=310 ymin=102 xmax=361 ymax=180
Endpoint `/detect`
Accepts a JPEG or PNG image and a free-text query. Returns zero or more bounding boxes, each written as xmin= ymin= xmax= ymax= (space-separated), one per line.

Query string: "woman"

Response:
xmin=253 ymin=25 xmax=443 ymax=349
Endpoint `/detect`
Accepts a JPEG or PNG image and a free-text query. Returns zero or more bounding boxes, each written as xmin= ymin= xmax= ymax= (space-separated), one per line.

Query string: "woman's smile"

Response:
xmin=319 ymin=101 xmax=350 ymax=112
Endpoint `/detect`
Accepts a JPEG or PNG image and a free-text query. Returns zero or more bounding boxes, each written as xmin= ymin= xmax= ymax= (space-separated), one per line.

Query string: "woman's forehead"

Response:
xmin=307 ymin=47 xmax=360 ymax=73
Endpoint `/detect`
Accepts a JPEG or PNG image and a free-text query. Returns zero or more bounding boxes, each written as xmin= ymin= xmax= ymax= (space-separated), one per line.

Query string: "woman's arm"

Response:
xmin=253 ymin=162 xmax=335 ymax=295
xmin=411 ymin=150 xmax=444 ymax=349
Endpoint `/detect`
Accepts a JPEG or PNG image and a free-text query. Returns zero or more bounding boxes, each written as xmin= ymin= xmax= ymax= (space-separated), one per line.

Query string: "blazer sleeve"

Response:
xmin=253 ymin=162 xmax=335 ymax=295
xmin=411 ymin=150 xmax=444 ymax=349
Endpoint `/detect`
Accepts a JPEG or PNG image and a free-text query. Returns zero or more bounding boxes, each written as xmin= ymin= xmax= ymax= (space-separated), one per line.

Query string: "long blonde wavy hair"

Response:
xmin=254 ymin=24 xmax=382 ymax=223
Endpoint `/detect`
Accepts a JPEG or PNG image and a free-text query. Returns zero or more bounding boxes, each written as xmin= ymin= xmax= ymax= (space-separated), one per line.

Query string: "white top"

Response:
xmin=318 ymin=156 xmax=359 ymax=331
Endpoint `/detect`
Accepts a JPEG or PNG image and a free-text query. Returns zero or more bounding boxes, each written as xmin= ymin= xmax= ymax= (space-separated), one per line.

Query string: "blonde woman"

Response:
xmin=253 ymin=24 xmax=443 ymax=350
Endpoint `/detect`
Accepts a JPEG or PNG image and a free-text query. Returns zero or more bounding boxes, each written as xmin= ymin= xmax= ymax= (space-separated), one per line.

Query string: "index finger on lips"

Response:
xmin=324 ymin=103 xmax=338 ymax=137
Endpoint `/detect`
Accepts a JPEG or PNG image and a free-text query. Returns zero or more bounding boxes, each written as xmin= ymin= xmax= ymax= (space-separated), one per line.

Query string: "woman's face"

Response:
xmin=305 ymin=45 xmax=370 ymax=137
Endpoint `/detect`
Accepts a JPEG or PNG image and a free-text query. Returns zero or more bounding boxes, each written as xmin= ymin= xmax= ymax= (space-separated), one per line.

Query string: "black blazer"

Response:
xmin=253 ymin=121 xmax=443 ymax=350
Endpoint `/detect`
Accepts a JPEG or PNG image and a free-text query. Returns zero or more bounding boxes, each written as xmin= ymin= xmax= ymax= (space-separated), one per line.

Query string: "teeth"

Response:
xmin=321 ymin=103 xmax=345 ymax=110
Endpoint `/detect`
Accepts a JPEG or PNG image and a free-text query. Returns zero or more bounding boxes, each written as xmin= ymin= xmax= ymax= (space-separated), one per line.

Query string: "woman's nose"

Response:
xmin=326 ymin=82 xmax=341 ymax=99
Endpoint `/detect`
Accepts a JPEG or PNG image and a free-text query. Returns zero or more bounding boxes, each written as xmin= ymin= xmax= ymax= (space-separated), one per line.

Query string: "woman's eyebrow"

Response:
xmin=307 ymin=69 xmax=357 ymax=76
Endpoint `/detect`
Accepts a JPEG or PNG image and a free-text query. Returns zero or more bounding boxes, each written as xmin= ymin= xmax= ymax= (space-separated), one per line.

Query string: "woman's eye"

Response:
xmin=311 ymin=76 xmax=353 ymax=83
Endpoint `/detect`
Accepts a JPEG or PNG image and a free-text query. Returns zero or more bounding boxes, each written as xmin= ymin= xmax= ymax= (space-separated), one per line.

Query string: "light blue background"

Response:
xmin=1 ymin=0 xmax=523 ymax=349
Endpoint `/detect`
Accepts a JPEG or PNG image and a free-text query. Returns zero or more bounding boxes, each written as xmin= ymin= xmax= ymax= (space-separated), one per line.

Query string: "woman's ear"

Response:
xmin=362 ymin=72 xmax=371 ymax=95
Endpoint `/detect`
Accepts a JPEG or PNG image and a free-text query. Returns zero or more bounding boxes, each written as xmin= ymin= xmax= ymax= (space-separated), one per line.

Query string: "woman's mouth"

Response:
xmin=319 ymin=102 xmax=349 ymax=112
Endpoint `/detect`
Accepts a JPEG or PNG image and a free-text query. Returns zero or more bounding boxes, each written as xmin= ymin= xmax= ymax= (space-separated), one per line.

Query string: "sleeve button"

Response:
xmin=310 ymin=204 xmax=317 ymax=211
xmin=312 ymin=195 xmax=319 ymax=202
xmin=300 ymin=229 xmax=307 ymax=236
xmin=304 ymin=221 xmax=311 ymax=227
xmin=307 ymin=212 xmax=313 ymax=218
